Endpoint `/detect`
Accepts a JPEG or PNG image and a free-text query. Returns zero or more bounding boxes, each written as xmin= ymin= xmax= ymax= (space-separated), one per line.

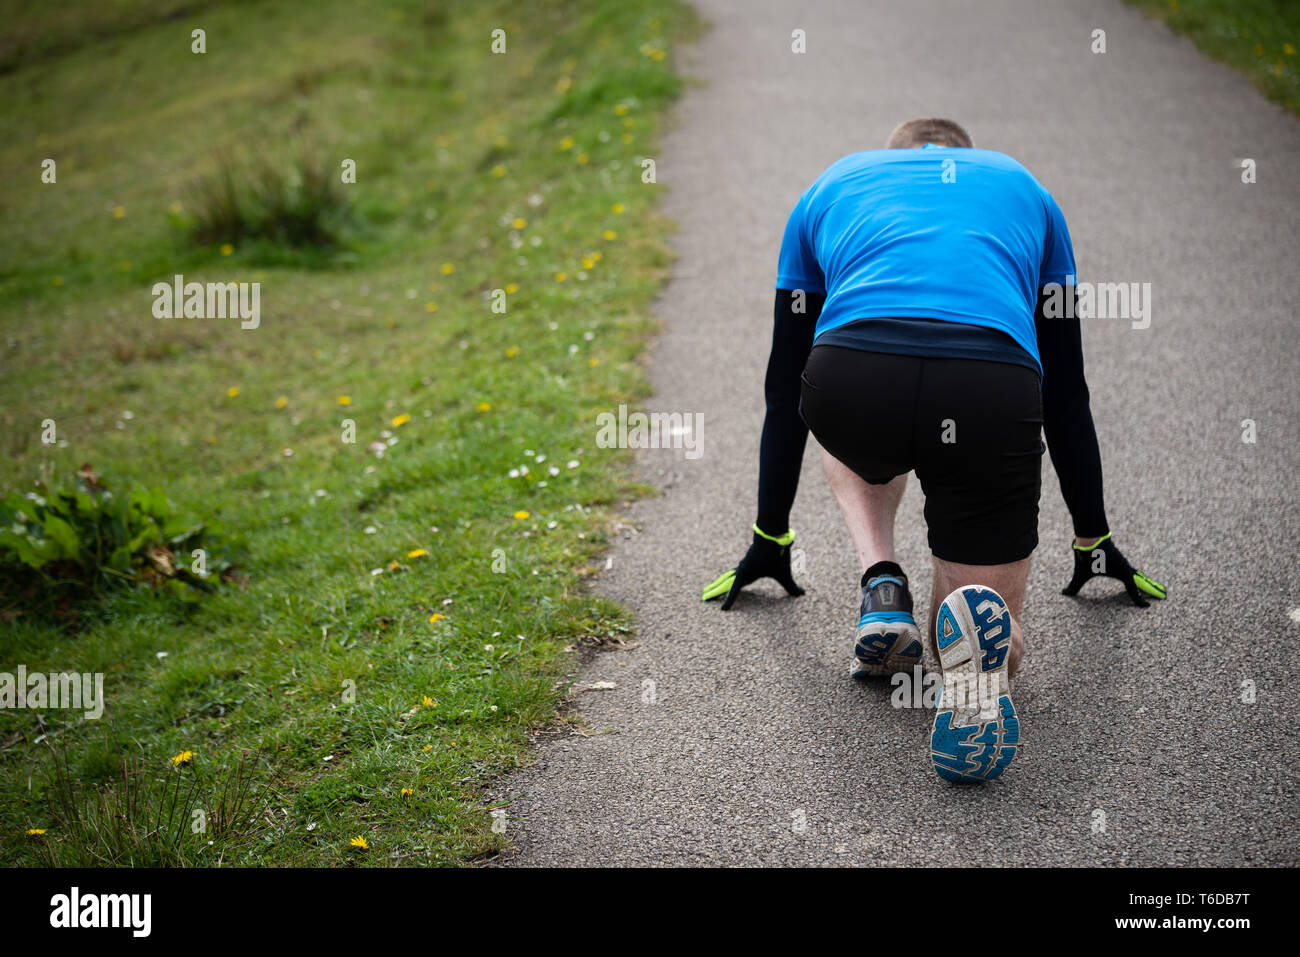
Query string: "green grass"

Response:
xmin=1124 ymin=0 xmax=1300 ymax=114
xmin=0 ymin=0 xmax=699 ymax=866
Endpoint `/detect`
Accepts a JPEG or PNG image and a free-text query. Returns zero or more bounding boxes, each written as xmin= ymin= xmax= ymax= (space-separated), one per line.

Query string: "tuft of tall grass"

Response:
xmin=38 ymin=734 xmax=262 ymax=867
xmin=187 ymin=146 xmax=352 ymax=251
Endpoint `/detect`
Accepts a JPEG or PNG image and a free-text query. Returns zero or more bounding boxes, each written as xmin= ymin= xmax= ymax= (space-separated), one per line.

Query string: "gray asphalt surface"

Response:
xmin=493 ymin=0 xmax=1300 ymax=866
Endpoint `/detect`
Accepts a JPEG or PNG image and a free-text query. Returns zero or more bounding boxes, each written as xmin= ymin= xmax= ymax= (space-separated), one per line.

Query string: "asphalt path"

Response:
xmin=494 ymin=0 xmax=1300 ymax=866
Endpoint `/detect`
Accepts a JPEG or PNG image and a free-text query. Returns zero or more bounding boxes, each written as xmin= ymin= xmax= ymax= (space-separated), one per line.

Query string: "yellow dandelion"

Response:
xmin=388 ymin=559 xmax=402 ymax=571
xmin=440 ymin=262 xmax=455 ymax=275
xmin=477 ymin=401 xmax=492 ymax=412
xmin=651 ymin=49 xmax=665 ymax=62
xmin=504 ymin=283 xmax=518 ymax=294
xmin=555 ymin=76 xmax=572 ymax=93
xmin=603 ymin=229 xmax=617 ymax=240
xmin=425 ymin=302 xmax=438 ymax=312
xmin=422 ymin=695 xmax=436 ymax=707
xmin=392 ymin=413 xmax=411 ymax=427
xmin=591 ymin=251 xmax=603 ymax=262
xmin=512 ymin=217 xmax=527 ymax=229
xmin=559 ymin=136 xmax=575 ymax=151
xmin=226 ymin=387 xmax=239 ymax=398
xmin=337 ymin=395 xmax=352 ymax=406
xmin=429 ymin=613 xmax=445 ymax=622
xmin=350 ymin=836 xmax=369 ymax=850
xmin=612 ymin=202 xmax=625 ymax=214
xmin=491 ymin=164 xmax=506 ymax=178
xmin=275 ymin=396 xmax=288 ymax=409
xmin=422 ymin=744 xmax=433 ymax=752
xmin=588 ymin=357 xmax=599 ymax=367
xmin=621 ymin=133 xmax=634 ymax=144
xmin=505 ymin=346 xmax=521 ymax=357
xmin=577 ymin=153 xmax=590 ymax=165
xmin=1285 ymin=43 xmax=1296 ymax=56
xmin=513 ymin=510 xmax=530 ymax=520
xmin=401 ymin=787 xmax=414 ymax=797
xmin=170 ymin=750 xmax=194 ymax=767
xmin=407 ymin=548 xmax=426 ymax=559
xmin=26 ymin=828 xmax=46 ymax=836
xmin=220 ymin=243 xmax=234 ymax=257
xmin=112 ymin=205 xmax=125 ymax=219
xmin=581 ymin=257 xmax=595 ymax=270
xmin=169 ymin=201 xmax=182 ymax=214
xmin=555 ymin=271 xmax=568 ymax=283
xmin=613 ymin=104 xmax=629 ymax=116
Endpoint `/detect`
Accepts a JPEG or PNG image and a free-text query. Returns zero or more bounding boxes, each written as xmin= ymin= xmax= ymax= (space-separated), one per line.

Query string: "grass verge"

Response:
xmin=1124 ymin=0 xmax=1300 ymax=114
xmin=0 ymin=0 xmax=699 ymax=866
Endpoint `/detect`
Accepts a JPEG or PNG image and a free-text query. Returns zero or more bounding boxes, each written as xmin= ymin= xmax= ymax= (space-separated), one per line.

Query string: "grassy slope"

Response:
xmin=0 ymin=0 xmax=698 ymax=865
xmin=1124 ymin=0 xmax=1300 ymax=114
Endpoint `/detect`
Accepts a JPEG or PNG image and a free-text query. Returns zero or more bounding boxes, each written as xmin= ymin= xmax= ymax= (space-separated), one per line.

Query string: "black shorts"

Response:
xmin=799 ymin=345 xmax=1043 ymax=565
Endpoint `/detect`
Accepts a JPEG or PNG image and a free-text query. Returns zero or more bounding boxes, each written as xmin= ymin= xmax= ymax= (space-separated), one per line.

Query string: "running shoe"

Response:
xmin=851 ymin=570 xmax=923 ymax=678
xmin=930 ymin=585 xmax=1019 ymax=782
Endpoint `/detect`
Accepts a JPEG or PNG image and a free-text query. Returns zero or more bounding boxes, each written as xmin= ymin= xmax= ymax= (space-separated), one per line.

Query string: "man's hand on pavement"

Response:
xmin=1062 ymin=532 xmax=1166 ymax=608
xmin=702 ymin=525 xmax=804 ymax=610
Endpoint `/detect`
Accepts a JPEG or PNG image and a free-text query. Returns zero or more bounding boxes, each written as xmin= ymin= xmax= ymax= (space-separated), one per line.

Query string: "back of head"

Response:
xmin=886 ymin=118 xmax=973 ymax=149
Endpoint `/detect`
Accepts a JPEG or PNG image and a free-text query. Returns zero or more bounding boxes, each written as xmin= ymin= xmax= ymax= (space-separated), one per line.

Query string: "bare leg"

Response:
xmin=821 ymin=450 xmax=906 ymax=573
xmin=930 ymin=556 xmax=1029 ymax=678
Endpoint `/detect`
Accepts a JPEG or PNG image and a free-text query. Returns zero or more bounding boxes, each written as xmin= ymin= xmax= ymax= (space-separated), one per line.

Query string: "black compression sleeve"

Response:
xmin=756 ymin=289 xmax=822 ymax=536
xmin=1036 ymin=290 xmax=1109 ymax=538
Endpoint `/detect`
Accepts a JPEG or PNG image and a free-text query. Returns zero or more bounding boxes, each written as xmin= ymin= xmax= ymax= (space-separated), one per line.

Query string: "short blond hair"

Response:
xmin=886 ymin=118 xmax=973 ymax=149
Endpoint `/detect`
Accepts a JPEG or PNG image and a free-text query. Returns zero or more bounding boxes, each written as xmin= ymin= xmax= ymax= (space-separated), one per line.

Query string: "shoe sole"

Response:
xmin=930 ymin=585 xmax=1019 ymax=782
xmin=851 ymin=612 xmax=923 ymax=679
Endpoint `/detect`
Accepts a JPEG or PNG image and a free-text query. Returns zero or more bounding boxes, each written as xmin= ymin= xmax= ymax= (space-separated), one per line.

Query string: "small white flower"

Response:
xmin=567 ymin=459 xmax=579 ymax=468
xmin=364 ymin=526 xmax=377 ymax=534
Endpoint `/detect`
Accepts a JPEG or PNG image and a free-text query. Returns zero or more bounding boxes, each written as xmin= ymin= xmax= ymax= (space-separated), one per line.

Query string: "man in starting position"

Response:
xmin=702 ymin=118 xmax=1165 ymax=782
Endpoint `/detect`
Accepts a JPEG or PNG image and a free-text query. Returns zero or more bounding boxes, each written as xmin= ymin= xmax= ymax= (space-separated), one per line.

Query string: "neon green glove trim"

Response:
xmin=1132 ymin=571 xmax=1167 ymax=600
xmin=701 ymin=568 xmax=736 ymax=601
xmin=1072 ymin=531 xmax=1112 ymax=551
xmin=752 ymin=524 xmax=795 ymax=547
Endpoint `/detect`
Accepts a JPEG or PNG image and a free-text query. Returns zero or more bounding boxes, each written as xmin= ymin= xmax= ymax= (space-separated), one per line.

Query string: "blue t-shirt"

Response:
xmin=776 ymin=146 xmax=1076 ymax=371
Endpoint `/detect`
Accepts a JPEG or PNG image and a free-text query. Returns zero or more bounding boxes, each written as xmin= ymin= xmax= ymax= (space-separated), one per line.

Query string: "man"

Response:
xmin=702 ymin=118 xmax=1165 ymax=783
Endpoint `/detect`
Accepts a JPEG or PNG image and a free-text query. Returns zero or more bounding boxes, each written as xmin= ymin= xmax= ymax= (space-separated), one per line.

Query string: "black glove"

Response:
xmin=701 ymin=525 xmax=804 ymax=610
xmin=1062 ymin=533 xmax=1166 ymax=608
